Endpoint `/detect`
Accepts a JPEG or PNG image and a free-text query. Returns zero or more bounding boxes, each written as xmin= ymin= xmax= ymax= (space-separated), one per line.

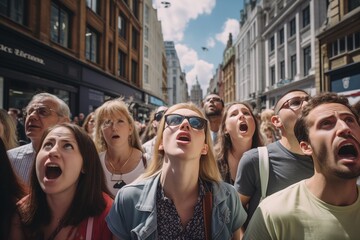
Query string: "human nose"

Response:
xmin=179 ymin=118 xmax=190 ymax=130
xmin=337 ymin=119 xmax=352 ymax=137
xmin=48 ymin=144 xmax=60 ymax=157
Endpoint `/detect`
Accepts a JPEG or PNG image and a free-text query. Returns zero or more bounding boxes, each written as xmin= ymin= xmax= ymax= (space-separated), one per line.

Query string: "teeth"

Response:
xmin=47 ymin=164 xmax=59 ymax=167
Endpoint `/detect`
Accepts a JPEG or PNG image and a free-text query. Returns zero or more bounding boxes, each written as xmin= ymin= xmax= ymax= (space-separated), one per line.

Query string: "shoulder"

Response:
xmin=259 ymin=180 xmax=304 ymax=213
xmin=7 ymin=144 xmax=33 ymax=157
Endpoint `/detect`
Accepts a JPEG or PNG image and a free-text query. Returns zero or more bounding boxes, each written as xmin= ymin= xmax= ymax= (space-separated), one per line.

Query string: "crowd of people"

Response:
xmin=1 ymin=90 xmax=360 ymax=239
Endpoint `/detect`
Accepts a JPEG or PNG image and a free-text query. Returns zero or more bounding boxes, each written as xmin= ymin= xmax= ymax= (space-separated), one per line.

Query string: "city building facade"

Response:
xmin=190 ymin=78 xmax=203 ymax=107
xmin=234 ymin=0 xmax=266 ymax=110
xmin=317 ymin=0 xmax=360 ymax=105
xmin=222 ymin=33 xmax=236 ymax=103
xmin=164 ymin=41 xmax=188 ymax=105
xmin=142 ymin=0 xmax=167 ymax=106
xmin=0 ymin=0 xmax=166 ymax=120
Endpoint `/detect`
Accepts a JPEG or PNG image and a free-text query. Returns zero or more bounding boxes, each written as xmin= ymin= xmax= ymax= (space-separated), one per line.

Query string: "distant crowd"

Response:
xmin=2 ymin=90 xmax=360 ymax=239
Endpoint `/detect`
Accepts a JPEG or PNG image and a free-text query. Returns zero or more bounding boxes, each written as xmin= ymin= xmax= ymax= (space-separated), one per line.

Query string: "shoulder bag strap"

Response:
xmin=258 ymin=146 xmax=269 ymax=201
xmin=203 ymin=185 xmax=212 ymax=240
xmin=86 ymin=217 xmax=94 ymax=240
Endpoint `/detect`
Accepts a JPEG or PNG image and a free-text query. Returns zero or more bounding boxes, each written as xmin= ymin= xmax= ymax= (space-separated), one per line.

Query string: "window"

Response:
xmin=172 ymin=61 xmax=176 ymax=67
xmin=348 ymin=0 xmax=360 ymax=12
xmin=279 ymin=28 xmax=284 ymax=45
xmin=132 ymin=28 xmax=138 ymax=50
xmin=144 ymin=45 xmax=149 ymax=58
xmin=86 ymin=0 xmax=99 ymax=14
xmin=173 ymin=69 xmax=177 ymax=74
xmin=270 ymin=35 xmax=275 ymax=52
xmin=118 ymin=50 xmax=126 ymax=77
xmin=355 ymin=32 xmax=360 ymax=49
xmin=290 ymin=54 xmax=296 ymax=79
xmin=118 ymin=13 xmax=127 ymax=39
xmin=302 ymin=6 xmax=310 ymax=28
xmin=50 ymin=2 xmax=70 ymax=48
xmin=270 ymin=66 xmax=275 ymax=86
xmin=339 ymin=37 xmax=346 ymax=54
xmin=280 ymin=60 xmax=285 ymax=80
xmin=132 ymin=0 xmax=139 ymax=19
xmin=303 ymin=46 xmax=311 ymax=76
xmin=85 ymin=27 xmax=98 ymax=63
xmin=348 ymin=33 xmax=354 ymax=51
xmin=144 ymin=26 xmax=149 ymax=41
xmin=131 ymin=60 xmax=138 ymax=84
xmin=144 ymin=64 xmax=149 ymax=84
xmin=0 ymin=0 xmax=26 ymax=25
xmin=144 ymin=4 xmax=149 ymax=24
xmin=289 ymin=18 xmax=296 ymax=36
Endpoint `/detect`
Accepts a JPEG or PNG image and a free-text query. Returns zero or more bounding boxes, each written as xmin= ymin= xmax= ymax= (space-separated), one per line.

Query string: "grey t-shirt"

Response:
xmin=234 ymin=141 xmax=314 ymax=227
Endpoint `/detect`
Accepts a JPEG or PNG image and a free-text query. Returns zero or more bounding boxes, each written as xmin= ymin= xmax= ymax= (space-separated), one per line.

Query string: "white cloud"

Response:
xmin=215 ymin=18 xmax=239 ymax=45
xmin=154 ymin=0 xmax=216 ymax=41
xmin=186 ymin=60 xmax=214 ymax=96
xmin=206 ymin=37 xmax=216 ymax=48
xmin=175 ymin=44 xmax=198 ymax=69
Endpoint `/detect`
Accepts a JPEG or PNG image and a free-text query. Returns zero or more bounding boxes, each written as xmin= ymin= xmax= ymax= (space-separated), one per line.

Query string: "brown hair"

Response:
xmin=21 ymin=123 xmax=111 ymax=237
xmin=0 ymin=138 xmax=26 ymax=239
xmin=0 ymin=109 xmax=18 ymax=149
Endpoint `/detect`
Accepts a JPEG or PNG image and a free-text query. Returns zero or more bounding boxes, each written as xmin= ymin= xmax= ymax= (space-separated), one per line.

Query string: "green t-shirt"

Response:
xmin=244 ymin=180 xmax=360 ymax=240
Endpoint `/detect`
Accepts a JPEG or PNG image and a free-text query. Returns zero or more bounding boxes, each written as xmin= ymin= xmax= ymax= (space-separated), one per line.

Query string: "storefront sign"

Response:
xmin=0 ymin=43 xmax=45 ymax=65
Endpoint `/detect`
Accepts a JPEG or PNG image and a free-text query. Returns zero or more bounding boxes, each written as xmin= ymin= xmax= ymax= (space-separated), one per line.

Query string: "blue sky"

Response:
xmin=154 ymin=0 xmax=244 ymax=95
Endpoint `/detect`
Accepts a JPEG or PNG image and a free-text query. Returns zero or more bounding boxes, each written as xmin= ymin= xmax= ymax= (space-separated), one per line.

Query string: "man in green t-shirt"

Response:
xmin=244 ymin=92 xmax=360 ymax=240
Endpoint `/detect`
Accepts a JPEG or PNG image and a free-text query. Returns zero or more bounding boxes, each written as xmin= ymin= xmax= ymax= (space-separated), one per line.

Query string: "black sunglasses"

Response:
xmin=154 ymin=110 xmax=166 ymax=121
xmin=164 ymin=114 xmax=207 ymax=130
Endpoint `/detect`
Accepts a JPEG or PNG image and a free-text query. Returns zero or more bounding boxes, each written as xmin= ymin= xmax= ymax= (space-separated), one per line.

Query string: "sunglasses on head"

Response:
xmin=154 ymin=110 xmax=166 ymax=121
xmin=164 ymin=114 xmax=207 ymax=130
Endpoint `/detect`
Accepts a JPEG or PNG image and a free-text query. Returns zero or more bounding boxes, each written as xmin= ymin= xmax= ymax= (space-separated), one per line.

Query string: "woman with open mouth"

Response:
xmin=106 ymin=102 xmax=247 ymax=240
xmin=13 ymin=123 xmax=114 ymax=240
xmin=215 ymin=102 xmax=264 ymax=185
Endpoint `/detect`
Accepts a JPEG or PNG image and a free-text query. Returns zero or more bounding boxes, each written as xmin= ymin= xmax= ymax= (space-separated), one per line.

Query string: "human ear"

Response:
xmin=158 ymin=142 xmax=164 ymax=150
xmin=271 ymin=115 xmax=282 ymax=128
xmin=201 ymin=144 xmax=208 ymax=155
xmin=300 ymin=141 xmax=312 ymax=156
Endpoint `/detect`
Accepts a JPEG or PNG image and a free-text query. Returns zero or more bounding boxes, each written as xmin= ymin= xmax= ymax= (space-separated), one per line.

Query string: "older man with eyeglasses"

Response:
xmin=234 ymin=89 xmax=314 ymax=229
xmin=7 ymin=92 xmax=70 ymax=184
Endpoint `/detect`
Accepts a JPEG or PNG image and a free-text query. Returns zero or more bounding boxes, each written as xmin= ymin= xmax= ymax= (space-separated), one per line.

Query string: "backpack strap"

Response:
xmin=86 ymin=217 xmax=94 ymax=239
xmin=258 ymin=146 xmax=269 ymax=201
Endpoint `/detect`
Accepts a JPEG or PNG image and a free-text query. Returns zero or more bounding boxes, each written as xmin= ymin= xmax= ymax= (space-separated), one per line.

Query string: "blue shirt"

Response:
xmin=106 ymin=174 xmax=247 ymax=240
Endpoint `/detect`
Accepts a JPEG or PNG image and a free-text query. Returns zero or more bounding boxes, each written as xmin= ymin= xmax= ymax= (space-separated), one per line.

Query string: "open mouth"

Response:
xmin=338 ymin=144 xmax=358 ymax=159
xmin=45 ymin=164 xmax=62 ymax=179
xmin=239 ymin=123 xmax=248 ymax=132
xmin=176 ymin=133 xmax=191 ymax=142
xmin=112 ymin=135 xmax=120 ymax=139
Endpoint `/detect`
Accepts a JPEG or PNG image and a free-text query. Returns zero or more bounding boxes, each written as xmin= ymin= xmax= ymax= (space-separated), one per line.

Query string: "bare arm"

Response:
xmin=232 ymin=227 xmax=241 ymax=240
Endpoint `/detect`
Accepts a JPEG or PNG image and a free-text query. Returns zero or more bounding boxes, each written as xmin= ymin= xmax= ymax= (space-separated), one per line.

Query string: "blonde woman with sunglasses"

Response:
xmin=106 ymin=102 xmax=247 ymax=240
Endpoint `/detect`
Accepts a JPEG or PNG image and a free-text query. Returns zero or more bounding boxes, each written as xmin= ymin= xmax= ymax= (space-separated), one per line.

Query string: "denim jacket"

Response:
xmin=106 ymin=174 xmax=247 ymax=239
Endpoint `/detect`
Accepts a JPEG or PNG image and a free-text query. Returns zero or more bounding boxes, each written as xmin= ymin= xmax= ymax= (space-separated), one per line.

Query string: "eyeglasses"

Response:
xmin=101 ymin=119 xmax=124 ymax=129
xmin=205 ymin=97 xmax=222 ymax=103
xmin=154 ymin=110 xmax=166 ymax=122
xmin=24 ymin=105 xmax=57 ymax=118
xmin=277 ymin=96 xmax=309 ymax=113
xmin=164 ymin=114 xmax=207 ymax=130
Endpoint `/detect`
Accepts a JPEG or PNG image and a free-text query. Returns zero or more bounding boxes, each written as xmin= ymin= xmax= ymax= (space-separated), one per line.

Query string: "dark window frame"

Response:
xmin=85 ymin=27 xmax=99 ymax=63
xmin=50 ymin=2 xmax=71 ymax=48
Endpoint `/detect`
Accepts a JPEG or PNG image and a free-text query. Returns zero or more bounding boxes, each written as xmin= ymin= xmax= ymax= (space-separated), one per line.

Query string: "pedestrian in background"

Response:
xmin=7 ymin=92 xmax=70 ymax=185
xmin=0 ymin=108 xmax=18 ymax=150
xmin=94 ymin=98 xmax=147 ymax=197
xmin=202 ymin=94 xmax=224 ymax=144
xmin=82 ymin=112 xmax=95 ymax=140
xmin=215 ymin=102 xmax=263 ymax=184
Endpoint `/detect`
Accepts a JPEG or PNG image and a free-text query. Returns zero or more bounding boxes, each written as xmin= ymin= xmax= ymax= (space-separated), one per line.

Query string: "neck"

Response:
xmin=208 ymin=116 xmax=221 ymax=132
xmin=46 ymin=190 xmax=75 ymax=223
xmin=107 ymin=146 xmax=133 ymax=163
xmin=279 ymin=135 xmax=304 ymax=155
xmin=306 ymin=174 xmax=359 ymax=206
xmin=160 ymin=156 xmax=200 ymax=201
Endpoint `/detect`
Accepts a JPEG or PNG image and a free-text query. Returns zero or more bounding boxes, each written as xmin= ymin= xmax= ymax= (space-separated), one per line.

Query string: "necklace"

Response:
xmin=107 ymin=148 xmax=133 ymax=189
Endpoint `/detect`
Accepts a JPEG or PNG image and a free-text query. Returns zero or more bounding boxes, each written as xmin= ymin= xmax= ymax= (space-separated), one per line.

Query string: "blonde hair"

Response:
xmin=0 ymin=109 xmax=18 ymax=150
xmin=141 ymin=102 xmax=222 ymax=182
xmin=93 ymin=98 xmax=142 ymax=153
